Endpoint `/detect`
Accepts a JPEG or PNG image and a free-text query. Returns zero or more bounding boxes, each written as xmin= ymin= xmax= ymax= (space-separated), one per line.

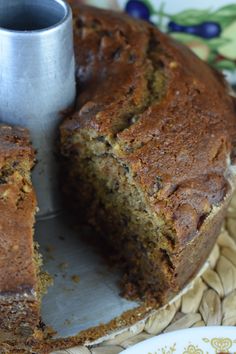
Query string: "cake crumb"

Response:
xmin=22 ymin=184 xmax=31 ymax=193
xmin=71 ymin=275 xmax=80 ymax=283
xmin=59 ymin=262 xmax=69 ymax=271
xmin=169 ymin=61 xmax=178 ymax=68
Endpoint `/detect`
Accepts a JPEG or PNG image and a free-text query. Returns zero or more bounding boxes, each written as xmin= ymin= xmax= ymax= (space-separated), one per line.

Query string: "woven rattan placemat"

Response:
xmin=54 ymin=193 xmax=236 ymax=354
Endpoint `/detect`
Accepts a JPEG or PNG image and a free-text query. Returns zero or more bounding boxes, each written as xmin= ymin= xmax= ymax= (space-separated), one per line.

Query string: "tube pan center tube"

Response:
xmin=0 ymin=0 xmax=76 ymax=218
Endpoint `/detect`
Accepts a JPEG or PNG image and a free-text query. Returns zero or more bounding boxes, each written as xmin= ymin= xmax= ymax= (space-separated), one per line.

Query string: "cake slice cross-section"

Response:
xmin=0 ymin=124 xmax=41 ymax=343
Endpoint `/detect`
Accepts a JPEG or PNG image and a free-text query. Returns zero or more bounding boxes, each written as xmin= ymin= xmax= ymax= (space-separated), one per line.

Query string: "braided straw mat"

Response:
xmin=54 ymin=192 xmax=236 ymax=354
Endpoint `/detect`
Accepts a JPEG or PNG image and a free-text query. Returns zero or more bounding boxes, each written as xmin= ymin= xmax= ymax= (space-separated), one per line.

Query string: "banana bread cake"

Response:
xmin=0 ymin=124 xmax=41 ymax=343
xmin=61 ymin=4 xmax=236 ymax=303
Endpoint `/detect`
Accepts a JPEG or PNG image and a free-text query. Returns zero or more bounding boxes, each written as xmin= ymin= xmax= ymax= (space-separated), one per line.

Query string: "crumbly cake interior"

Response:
xmin=34 ymin=243 xmax=52 ymax=302
xmin=62 ymin=125 xmax=177 ymax=300
xmin=0 ymin=125 xmax=49 ymax=348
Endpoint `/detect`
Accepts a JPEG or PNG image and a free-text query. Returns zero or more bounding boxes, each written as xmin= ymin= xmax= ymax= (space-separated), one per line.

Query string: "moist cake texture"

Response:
xmin=0 ymin=124 xmax=40 ymax=343
xmin=61 ymin=5 xmax=236 ymax=303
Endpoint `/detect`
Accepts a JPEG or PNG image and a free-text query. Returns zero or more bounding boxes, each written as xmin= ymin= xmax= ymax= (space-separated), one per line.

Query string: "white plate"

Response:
xmin=121 ymin=326 xmax=236 ymax=354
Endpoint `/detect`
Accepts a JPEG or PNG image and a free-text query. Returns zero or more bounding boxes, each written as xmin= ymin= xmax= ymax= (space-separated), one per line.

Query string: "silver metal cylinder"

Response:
xmin=0 ymin=0 xmax=76 ymax=218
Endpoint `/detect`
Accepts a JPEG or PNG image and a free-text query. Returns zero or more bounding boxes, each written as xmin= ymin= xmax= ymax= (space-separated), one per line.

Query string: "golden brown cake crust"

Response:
xmin=64 ymin=4 xmax=236 ymax=244
xmin=0 ymin=124 xmax=39 ymax=338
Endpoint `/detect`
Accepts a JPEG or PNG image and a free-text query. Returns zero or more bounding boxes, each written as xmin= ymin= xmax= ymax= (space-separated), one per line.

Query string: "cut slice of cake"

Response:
xmin=61 ymin=5 xmax=236 ymax=304
xmin=0 ymin=124 xmax=41 ymax=344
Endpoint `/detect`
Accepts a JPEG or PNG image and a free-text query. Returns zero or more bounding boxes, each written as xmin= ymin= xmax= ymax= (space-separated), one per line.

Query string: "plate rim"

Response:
xmin=121 ymin=325 xmax=236 ymax=353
